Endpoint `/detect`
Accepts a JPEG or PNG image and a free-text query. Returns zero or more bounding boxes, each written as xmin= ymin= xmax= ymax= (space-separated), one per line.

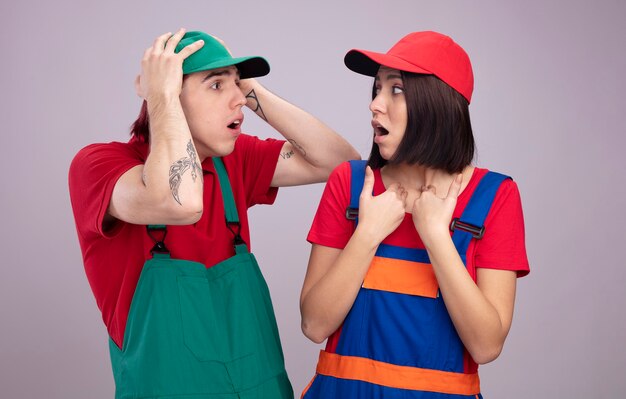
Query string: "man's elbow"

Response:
xmin=321 ymin=145 xmax=361 ymax=167
xmin=179 ymin=208 xmax=203 ymax=224
xmin=318 ymin=150 xmax=361 ymax=181
xmin=349 ymin=149 xmax=362 ymax=161
xmin=334 ymin=148 xmax=361 ymax=166
xmin=164 ymin=197 xmax=203 ymax=225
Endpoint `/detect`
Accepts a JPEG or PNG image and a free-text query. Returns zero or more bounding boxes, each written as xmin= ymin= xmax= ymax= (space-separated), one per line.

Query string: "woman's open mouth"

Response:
xmin=372 ymin=121 xmax=389 ymax=136
xmin=375 ymin=126 xmax=389 ymax=136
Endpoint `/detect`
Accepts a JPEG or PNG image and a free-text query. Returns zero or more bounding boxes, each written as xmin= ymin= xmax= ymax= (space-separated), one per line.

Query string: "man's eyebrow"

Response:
xmin=201 ymin=69 xmax=236 ymax=82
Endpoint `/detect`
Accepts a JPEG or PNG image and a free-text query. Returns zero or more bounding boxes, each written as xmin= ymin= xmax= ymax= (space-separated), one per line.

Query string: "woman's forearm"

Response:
xmin=425 ymin=235 xmax=516 ymax=364
xmin=300 ymin=229 xmax=379 ymax=343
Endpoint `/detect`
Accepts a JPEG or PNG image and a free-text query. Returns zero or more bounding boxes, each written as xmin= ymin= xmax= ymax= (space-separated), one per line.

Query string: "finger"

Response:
xmin=142 ymin=47 xmax=152 ymax=62
xmin=425 ymin=184 xmax=436 ymax=195
xmin=209 ymin=34 xmax=232 ymax=55
xmin=152 ymin=32 xmax=173 ymax=54
xmin=360 ymin=166 xmax=375 ymax=199
xmin=177 ymin=39 xmax=205 ymax=59
xmin=387 ymin=183 xmax=400 ymax=193
xmin=396 ymin=184 xmax=406 ymax=196
xmin=399 ymin=187 xmax=408 ymax=202
xmin=165 ymin=28 xmax=186 ymax=52
xmin=446 ymin=174 xmax=463 ymax=200
xmin=210 ymin=34 xmax=225 ymax=45
xmin=411 ymin=197 xmax=419 ymax=214
xmin=394 ymin=185 xmax=402 ymax=199
xmin=134 ymin=75 xmax=143 ymax=98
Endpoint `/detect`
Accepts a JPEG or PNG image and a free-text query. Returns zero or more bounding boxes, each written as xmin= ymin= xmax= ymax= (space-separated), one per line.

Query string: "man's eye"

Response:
xmin=210 ymin=82 xmax=221 ymax=90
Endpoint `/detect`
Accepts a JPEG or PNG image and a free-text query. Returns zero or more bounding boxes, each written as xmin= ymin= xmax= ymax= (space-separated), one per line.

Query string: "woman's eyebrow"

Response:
xmin=375 ymin=73 xmax=403 ymax=82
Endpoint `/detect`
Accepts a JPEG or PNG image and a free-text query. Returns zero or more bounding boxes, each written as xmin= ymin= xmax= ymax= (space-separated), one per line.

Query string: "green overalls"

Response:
xmin=108 ymin=158 xmax=294 ymax=399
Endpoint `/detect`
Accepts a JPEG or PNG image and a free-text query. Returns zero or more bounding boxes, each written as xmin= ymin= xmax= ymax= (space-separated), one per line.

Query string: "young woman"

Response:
xmin=300 ymin=31 xmax=530 ymax=398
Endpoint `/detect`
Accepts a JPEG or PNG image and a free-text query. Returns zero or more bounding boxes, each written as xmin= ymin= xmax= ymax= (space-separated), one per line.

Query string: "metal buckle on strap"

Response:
xmin=450 ymin=218 xmax=485 ymax=239
xmin=226 ymin=221 xmax=247 ymax=247
xmin=147 ymin=225 xmax=170 ymax=254
xmin=345 ymin=207 xmax=358 ymax=220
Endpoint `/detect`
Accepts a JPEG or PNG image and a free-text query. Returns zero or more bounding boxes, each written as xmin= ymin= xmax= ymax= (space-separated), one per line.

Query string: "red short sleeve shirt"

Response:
xmin=307 ymin=162 xmax=530 ymax=280
xmin=69 ymin=134 xmax=284 ymax=347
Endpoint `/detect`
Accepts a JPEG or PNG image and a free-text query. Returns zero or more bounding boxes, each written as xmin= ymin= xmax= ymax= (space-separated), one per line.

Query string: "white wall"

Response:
xmin=1 ymin=1 xmax=624 ymax=397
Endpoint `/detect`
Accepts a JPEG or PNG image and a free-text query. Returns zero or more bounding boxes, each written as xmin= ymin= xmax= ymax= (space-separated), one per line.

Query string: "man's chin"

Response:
xmin=201 ymin=143 xmax=237 ymax=160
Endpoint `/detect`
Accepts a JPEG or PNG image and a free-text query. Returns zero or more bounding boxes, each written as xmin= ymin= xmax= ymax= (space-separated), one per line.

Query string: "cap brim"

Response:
xmin=184 ymin=55 xmax=270 ymax=79
xmin=344 ymin=49 xmax=432 ymax=77
xmin=233 ymin=56 xmax=270 ymax=79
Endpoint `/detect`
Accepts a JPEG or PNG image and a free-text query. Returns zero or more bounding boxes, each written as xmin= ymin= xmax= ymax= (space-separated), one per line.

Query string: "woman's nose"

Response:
xmin=369 ymin=93 xmax=385 ymax=114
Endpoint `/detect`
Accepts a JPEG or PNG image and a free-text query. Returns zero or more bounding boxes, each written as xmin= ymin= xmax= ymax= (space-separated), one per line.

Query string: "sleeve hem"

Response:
xmin=475 ymin=263 xmax=530 ymax=278
xmin=96 ymin=164 xmax=141 ymax=239
xmin=306 ymin=231 xmax=348 ymax=250
xmin=251 ymin=138 xmax=285 ymax=206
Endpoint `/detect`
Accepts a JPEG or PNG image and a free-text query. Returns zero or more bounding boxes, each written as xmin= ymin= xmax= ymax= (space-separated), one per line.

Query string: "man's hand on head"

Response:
xmin=137 ymin=28 xmax=204 ymax=102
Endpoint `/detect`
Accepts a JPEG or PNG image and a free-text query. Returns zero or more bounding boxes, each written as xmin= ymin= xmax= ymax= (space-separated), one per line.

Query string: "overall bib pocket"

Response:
xmin=177 ymin=257 xmax=258 ymax=363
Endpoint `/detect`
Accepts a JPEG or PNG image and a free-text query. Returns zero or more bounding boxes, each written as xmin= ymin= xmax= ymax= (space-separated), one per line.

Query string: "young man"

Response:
xmin=69 ymin=29 xmax=359 ymax=398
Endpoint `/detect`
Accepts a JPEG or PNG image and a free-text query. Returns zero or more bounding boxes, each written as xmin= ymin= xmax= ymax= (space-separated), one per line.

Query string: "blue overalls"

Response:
xmin=302 ymin=160 xmax=510 ymax=398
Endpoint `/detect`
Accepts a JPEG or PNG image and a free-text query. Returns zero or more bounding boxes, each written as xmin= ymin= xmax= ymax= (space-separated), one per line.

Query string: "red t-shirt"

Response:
xmin=69 ymin=134 xmax=284 ymax=348
xmin=307 ymin=162 xmax=530 ymax=281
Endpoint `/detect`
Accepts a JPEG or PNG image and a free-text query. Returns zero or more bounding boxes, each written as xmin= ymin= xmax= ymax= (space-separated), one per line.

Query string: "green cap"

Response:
xmin=175 ymin=31 xmax=270 ymax=78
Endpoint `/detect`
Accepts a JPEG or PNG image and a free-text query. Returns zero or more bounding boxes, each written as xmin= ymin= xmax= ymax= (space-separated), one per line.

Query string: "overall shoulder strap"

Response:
xmin=212 ymin=157 xmax=247 ymax=254
xmin=346 ymin=160 xmax=368 ymax=220
xmin=212 ymin=157 xmax=239 ymax=224
xmin=452 ymin=171 xmax=511 ymax=256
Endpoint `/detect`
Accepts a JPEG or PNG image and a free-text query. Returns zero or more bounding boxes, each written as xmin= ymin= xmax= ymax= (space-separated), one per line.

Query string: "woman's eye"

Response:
xmin=392 ymin=86 xmax=404 ymax=94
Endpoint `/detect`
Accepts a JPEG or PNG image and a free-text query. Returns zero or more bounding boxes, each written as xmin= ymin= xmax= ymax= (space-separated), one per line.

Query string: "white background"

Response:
xmin=1 ymin=1 xmax=625 ymax=397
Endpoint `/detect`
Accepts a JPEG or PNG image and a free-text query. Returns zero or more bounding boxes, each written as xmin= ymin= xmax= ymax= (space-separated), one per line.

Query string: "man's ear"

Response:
xmin=134 ymin=75 xmax=145 ymax=99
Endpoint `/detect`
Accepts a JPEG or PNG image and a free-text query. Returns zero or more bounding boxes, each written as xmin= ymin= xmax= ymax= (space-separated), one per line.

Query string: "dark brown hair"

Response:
xmin=368 ymin=72 xmax=475 ymax=174
xmin=130 ymin=100 xmax=150 ymax=142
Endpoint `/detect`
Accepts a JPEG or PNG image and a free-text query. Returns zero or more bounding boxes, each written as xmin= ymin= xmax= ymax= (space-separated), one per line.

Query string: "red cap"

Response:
xmin=344 ymin=31 xmax=474 ymax=103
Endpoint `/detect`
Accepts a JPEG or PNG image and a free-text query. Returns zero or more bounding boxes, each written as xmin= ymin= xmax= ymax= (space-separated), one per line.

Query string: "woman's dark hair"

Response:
xmin=368 ymin=72 xmax=475 ymax=174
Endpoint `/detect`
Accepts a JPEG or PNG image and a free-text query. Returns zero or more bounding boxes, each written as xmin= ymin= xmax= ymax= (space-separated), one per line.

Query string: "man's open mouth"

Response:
xmin=227 ymin=120 xmax=241 ymax=129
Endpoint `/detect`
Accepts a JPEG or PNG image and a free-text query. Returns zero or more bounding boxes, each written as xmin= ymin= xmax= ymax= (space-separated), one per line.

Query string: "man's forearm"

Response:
xmin=144 ymin=96 xmax=203 ymax=210
xmin=242 ymin=80 xmax=360 ymax=170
